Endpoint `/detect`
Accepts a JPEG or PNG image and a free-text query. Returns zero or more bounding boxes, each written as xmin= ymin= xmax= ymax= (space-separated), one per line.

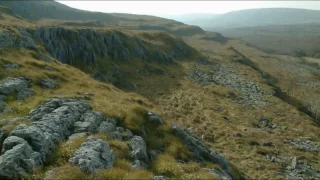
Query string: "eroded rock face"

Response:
xmin=172 ymin=125 xmax=233 ymax=179
xmin=69 ymin=136 xmax=115 ymax=173
xmin=0 ymin=29 xmax=49 ymax=62
xmin=129 ymin=136 xmax=149 ymax=169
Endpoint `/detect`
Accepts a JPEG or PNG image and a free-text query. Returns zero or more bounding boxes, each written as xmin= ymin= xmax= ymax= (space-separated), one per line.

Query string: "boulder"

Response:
xmin=98 ymin=118 xmax=117 ymax=133
xmin=0 ymin=77 xmax=28 ymax=95
xmin=17 ymin=89 xmax=35 ymax=100
xmin=0 ymin=136 xmax=42 ymax=178
xmin=9 ymin=124 xmax=54 ymax=161
xmin=129 ymin=136 xmax=149 ymax=169
xmin=40 ymin=78 xmax=58 ymax=89
xmin=147 ymin=111 xmax=164 ymax=126
xmin=172 ymin=125 xmax=233 ymax=179
xmin=28 ymin=98 xmax=63 ymax=121
xmin=69 ymin=137 xmax=115 ymax=173
xmin=74 ymin=111 xmax=104 ymax=133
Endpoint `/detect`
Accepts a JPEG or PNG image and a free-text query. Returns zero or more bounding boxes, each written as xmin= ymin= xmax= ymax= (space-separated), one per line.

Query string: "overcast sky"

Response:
xmin=57 ymin=1 xmax=320 ymax=15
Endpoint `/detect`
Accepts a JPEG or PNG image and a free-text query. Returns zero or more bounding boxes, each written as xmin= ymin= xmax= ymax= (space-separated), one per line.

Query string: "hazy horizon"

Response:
xmin=57 ymin=1 xmax=320 ymax=15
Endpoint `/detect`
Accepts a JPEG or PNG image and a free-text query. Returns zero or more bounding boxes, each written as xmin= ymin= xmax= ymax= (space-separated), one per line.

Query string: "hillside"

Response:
xmin=166 ymin=8 xmax=320 ymax=57
xmin=0 ymin=2 xmax=319 ymax=180
xmin=216 ymin=23 xmax=320 ymax=57
xmin=170 ymin=8 xmax=320 ymax=29
xmin=0 ymin=0 xmax=204 ymax=36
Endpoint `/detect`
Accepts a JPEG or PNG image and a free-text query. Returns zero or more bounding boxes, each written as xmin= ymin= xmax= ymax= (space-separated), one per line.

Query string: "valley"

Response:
xmin=0 ymin=1 xmax=319 ymax=180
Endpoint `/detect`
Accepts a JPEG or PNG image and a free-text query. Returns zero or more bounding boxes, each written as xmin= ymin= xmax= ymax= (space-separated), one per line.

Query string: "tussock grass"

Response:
xmin=46 ymin=136 xmax=87 ymax=166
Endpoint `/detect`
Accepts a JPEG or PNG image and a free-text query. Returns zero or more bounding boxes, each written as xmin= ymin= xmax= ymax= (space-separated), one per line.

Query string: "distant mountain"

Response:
xmin=210 ymin=8 xmax=320 ymax=29
xmin=159 ymin=14 xmax=218 ymax=27
xmin=160 ymin=8 xmax=320 ymax=30
xmin=0 ymin=0 xmax=204 ymax=36
xmin=0 ymin=0 xmax=119 ymax=22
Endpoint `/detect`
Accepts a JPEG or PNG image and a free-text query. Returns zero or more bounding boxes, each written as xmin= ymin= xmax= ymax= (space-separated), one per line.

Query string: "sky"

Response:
xmin=57 ymin=1 xmax=320 ymax=15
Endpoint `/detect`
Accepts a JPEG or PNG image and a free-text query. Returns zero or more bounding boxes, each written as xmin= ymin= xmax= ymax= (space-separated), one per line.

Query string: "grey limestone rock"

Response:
xmin=40 ymin=78 xmax=58 ymax=89
xmin=0 ymin=136 xmax=42 ymax=178
xmin=129 ymin=136 xmax=149 ymax=169
xmin=69 ymin=137 xmax=115 ymax=173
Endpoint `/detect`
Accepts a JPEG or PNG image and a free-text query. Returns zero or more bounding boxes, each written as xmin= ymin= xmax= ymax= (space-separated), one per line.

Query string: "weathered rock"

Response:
xmin=267 ymin=155 xmax=320 ymax=179
xmin=172 ymin=125 xmax=233 ymax=179
xmin=189 ymin=64 xmax=274 ymax=107
xmin=69 ymin=137 xmax=115 ymax=173
xmin=3 ymin=63 xmax=20 ymax=69
xmin=1 ymin=136 xmax=29 ymax=153
xmin=0 ymin=77 xmax=28 ymax=95
xmin=98 ymin=118 xmax=117 ymax=133
xmin=284 ymin=139 xmax=320 ymax=152
xmin=258 ymin=117 xmax=287 ymax=131
xmin=147 ymin=111 xmax=164 ymax=126
xmin=10 ymin=98 xmax=91 ymax=161
xmin=0 ymin=136 xmax=42 ymax=178
xmin=74 ymin=111 xmax=104 ymax=133
xmin=28 ymin=98 xmax=63 ymax=121
xmin=9 ymin=124 xmax=54 ymax=161
xmin=40 ymin=78 xmax=58 ymax=89
xmin=17 ymin=88 xmax=35 ymax=100
xmin=0 ymin=77 xmax=34 ymax=101
xmin=0 ymin=31 xmax=14 ymax=48
xmin=129 ymin=136 xmax=149 ymax=169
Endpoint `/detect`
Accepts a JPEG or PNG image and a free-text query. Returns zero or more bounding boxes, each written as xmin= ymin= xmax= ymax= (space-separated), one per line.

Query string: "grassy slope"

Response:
xmin=0 ymin=13 xmax=223 ymax=179
xmin=123 ymin=33 xmax=320 ymax=179
xmin=0 ymin=4 xmax=319 ymax=179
